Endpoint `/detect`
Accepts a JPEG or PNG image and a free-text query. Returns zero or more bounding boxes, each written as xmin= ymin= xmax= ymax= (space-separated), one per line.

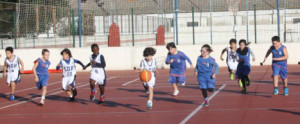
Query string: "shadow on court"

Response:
xmin=103 ymin=101 xmax=145 ymax=112
xmin=270 ymin=109 xmax=300 ymax=115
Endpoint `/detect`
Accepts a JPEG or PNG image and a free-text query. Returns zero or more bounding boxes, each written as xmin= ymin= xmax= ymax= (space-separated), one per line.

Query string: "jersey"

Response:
xmin=227 ymin=47 xmax=238 ymax=63
xmin=271 ymin=45 xmax=287 ymax=66
xmin=165 ymin=51 xmax=192 ymax=76
xmin=237 ymin=47 xmax=251 ymax=67
xmin=140 ymin=58 xmax=157 ymax=76
xmin=6 ymin=55 xmax=20 ymax=74
xmin=195 ymin=56 xmax=219 ymax=74
xmin=61 ymin=58 xmax=76 ymax=77
xmin=36 ymin=58 xmax=51 ymax=75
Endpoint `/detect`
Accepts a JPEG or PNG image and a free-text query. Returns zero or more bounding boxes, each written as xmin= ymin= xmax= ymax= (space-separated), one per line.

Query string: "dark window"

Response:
xmin=187 ymin=22 xmax=198 ymax=27
xmin=293 ymin=18 xmax=300 ymax=24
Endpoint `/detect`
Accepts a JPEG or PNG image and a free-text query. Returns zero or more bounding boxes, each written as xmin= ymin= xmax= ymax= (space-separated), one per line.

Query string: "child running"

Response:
xmin=33 ymin=49 xmax=51 ymax=105
xmin=84 ymin=44 xmax=107 ymax=104
xmin=165 ymin=42 xmax=193 ymax=96
xmin=56 ymin=48 xmax=85 ymax=102
xmin=3 ymin=47 xmax=24 ymax=101
xmin=236 ymin=39 xmax=255 ymax=94
xmin=195 ymin=44 xmax=219 ymax=107
xmin=138 ymin=47 xmax=158 ymax=109
xmin=262 ymin=36 xmax=289 ymax=96
xmin=220 ymin=39 xmax=238 ymax=81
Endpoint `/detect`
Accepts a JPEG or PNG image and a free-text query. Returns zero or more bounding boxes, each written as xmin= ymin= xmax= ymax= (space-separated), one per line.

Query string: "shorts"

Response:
xmin=90 ymin=68 xmax=106 ymax=86
xmin=143 ymin=75 xmax=156 ymax=88
xmin=168 ymin=74 xmax=186 ymax=84
xmin=272 ymin=63 xmax=287 ymax=79
xmin=197 ymin=73 xmax=216 ymax=89
xmin=62 ymin=75 xmax=76 ymax=90
xmin=36 ymin=74 xmax=49 ymax=90
xmin=7 ymin=71 xmax=21 ymax=85
xmin=236 ymin=64 xmax=251 ymax=79
xmin=227 ymin=61 xmax=238 ymax=72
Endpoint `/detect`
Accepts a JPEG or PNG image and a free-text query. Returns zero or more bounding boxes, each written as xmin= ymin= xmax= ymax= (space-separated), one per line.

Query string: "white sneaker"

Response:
xmin=173 ymin=90 xmax=179 ymax=96
xmin=182 ymin=82 xmax=186 ymax=86
xmin=40 ymin=99 xmax=45 ymax=106
xmin=147 ymin=100 xmax=152 ymax=110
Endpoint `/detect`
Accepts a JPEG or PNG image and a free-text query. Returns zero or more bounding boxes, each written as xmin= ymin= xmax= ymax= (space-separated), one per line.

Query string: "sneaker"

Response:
xmin=90 ymin=90 xmax=97 ymax=101
xmin=69 ymin=96 xmax=75 ymax=102
xmin=99 ymin=96 xmax=105 ymax=104
xmin=273 ymin=88 xmax=279 ymax=95
xmin=40 ymin=99 xmax=45 ymax=106
xmin=241 ymin=88 xmax=247 ymax=94
xmin=230 ymin=73 xmax=235 ymax=80
xmin=203 ymin=99 xmax=209 ymax=107
xmin=72 ymin=88 xmax=77 ymax=97
xmin=238 ymin=80 xmax=243 ymax=88
xmin=284 ymin=87 xmax=289 ymax=96
xmin=173 ymin=90 xmax=179 ymax=96
xmin=182 ymin=82 xmax=186 ymax=86
xmin=246 ymin=76 xmax=251 ymax=86
xmin=9 ymin=94 xmax=15 ymax=101
xmin=147 ymin=100 xmax=152 ymax=110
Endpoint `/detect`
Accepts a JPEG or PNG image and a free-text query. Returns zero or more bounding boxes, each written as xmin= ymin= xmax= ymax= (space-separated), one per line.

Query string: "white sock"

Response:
xmin=70 ymin=95 xmax=73 ymax=98
xmin=41 ymin=96 xmax=45 ymax=100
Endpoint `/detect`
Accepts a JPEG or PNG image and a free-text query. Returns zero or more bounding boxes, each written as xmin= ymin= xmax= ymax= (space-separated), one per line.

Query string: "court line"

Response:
xmin=0 ymin=77 xmax=116 ymax=110
xmin=122 ymin=78 xmax=139 ymax=86
xmin=179 ymin=84 xmax=227 ymax=124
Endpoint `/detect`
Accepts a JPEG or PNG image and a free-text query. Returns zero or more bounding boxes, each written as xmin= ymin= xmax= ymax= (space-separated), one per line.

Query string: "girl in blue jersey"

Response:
xmin=33 ymin=49 xmax=51 ymax=106
xmin=262 ymin=36 xmax=289 ymax=96
xmin=165 ymin=42 xmax=193 ymax=96
xmin=194 ymin=44 xmax=219 ymax=107
xmin=236 ymin=39 xmax=255 ymax=94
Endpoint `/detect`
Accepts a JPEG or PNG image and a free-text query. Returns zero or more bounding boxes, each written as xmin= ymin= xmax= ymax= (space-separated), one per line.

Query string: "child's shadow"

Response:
xmin=29 ymin=94 xmax=89 ymax=105
xmin=139 ymin=95 xmax=195 ymax=104
xmin=103 ymin=100 xmax=145 ymax=112
xmin=221 ymin=89 xmax=272 ymax=98
xmin=0 ymin=93 xmax=40 ymax=106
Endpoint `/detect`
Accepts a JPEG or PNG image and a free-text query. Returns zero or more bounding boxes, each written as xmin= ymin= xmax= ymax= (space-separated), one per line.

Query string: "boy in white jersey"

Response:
xmin=3 ymin=47 xmax=24 ymax=101
xmin=84 ymin=44 xmax=107 ymax=104
xmin=137 ymin=47 xmax=158 ymax=110
xmin=220 ymin=39 xmax=238 ymax=81
xmin=56 ymin=48 xmax=85 ymax=102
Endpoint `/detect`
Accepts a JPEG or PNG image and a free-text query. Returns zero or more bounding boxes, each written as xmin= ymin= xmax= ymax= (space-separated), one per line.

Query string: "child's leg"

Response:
xmin=66 ymin=86 xmax=73 ymax=97
xmin=148 ymin=87 xmax=153 ymax=101
xmin=201 ymin=89 xmax=208 ymax=99
xmin=99 ymin=85 xmax=105 ymax=96
xmin=283 ymin=78 xmax=288 ymax=87
xmin=10 ymin=82 xmax=16 ymax=95
xmin=41 ymin=86 xmax=47 ymax=99
xmin=172 ymin=83 xmax=178 ymax=91
xmin=273 ymin=76 xmax=279 ymax=87
xmin=142 ymin=83 xmax=149 ymax=91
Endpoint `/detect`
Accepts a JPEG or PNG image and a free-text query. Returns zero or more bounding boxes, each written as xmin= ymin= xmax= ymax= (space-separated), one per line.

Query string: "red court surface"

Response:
xmin=0 ymin=65 xmax=299 ymax=124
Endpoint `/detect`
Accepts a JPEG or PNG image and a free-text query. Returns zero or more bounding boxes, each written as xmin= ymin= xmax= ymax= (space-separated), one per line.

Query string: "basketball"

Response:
xmin=139 ymin=70 xmax=152 ymax=82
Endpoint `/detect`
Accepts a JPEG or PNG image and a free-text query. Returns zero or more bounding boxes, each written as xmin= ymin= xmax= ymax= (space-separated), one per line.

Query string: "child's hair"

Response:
xmin=42 ymin=49 xmax=49 ymax=55
xmin=272 ymin=36 xmax=280 ymax=42
xmin=229 ymin=39 xmax=237 ymax=44
xmin=202 ymin=44 xmax=213 ymax=53
xmin=166 ymin=42 xmax=176 ymax=50
xmin=239 ymin=39 xmax=247 ymax=45
xmin=5 ymin=47 xmax=13 ymax=53
xmin=60 ymin=48 xmax=72 ymax=57
xmin=91 ymin=43 xmax=99 ymax=51
xmin=143 ymin=47 xmax=156 ymax=57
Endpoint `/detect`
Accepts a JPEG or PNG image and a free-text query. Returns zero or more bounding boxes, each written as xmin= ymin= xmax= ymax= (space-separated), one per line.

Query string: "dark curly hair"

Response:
xmin=143 ymin=47 xmax=156 ymax=57
xmin=201 ymin=44 xmax=213 ymax=53
xmin=91 ymin=43 xmax=99 ymax=51
xmin=166 ymin=42 xmax=176 ymax=50
xmin=42 ymin=49 xmax=49 ymax=55
xmin=61 ymin=48 xmax=72 ymax=57
xmin=229 ymin=39 xmax=237 ymax=44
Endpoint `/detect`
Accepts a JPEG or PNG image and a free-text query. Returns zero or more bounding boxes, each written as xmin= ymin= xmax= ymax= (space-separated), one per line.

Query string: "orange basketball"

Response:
xmin=139 ymin=70 xmax=152 ymax=82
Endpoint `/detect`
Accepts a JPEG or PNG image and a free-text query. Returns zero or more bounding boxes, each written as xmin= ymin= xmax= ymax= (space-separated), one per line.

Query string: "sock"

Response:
xmin=70 ymin=95 xmax=73 ymax=98
xmin=201 ymin=89 xmax=208 ymax=98
xmin=41 ymin=96 xmax=45 ymax=100
xmin=205 ymin=97 xmax=209 ymax=101
xmin=274 ymin=87 xmax=278 ymax=89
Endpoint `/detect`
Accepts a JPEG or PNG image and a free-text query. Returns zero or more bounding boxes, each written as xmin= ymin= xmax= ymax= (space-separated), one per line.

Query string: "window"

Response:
xmin=293 ymin=18 xmax=300 ymax=24
xmin=187 ymin=22 xmax=198 ymax=27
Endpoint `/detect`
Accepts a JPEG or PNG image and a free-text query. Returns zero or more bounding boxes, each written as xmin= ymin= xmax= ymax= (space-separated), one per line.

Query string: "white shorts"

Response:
xmin=227 ymin=61 xmax=238 ymax=71
xmin=90 ymin=68 xmax=106 ymax=85
xmin=143 ymin=75 xmax=156 ymax=88
xmin=62 ymin=76 xmax=76 ymax=90
xmin=7 ymin=72 xmax=21 ymax=85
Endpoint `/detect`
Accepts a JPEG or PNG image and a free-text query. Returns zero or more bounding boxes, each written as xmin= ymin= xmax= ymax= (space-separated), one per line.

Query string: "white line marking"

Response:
xmin=0 ymin=77 xmax=116 ymax=110
xmin=122 ymin=78 xmax=139 ymax=86
xmin=179 ymin=84 xmax=227 ymax=124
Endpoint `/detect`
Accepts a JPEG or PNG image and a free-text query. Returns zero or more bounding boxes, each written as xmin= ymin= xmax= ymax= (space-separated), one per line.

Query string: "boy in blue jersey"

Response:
xmin=33 ymin=49 xmax=51 ymax=106
xmin=84 ymin=44 xmax=107 ymax=104
xmin=262 ymin=36 xmax=289 ymax=96
xmin=165 ymin=42 xmax=193 ymax=96
xmin=236 ymin=39 xmax=255 ymax=94
xmin=194 ymin=44 xmax=219 ymax=107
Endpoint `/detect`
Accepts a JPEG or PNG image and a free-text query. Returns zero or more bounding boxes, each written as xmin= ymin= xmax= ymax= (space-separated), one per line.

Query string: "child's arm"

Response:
xmin=212 ymin=60 xmax=219 ymax=79
xmin=74 ymin=59 xmax=85 ymax=69
xmin=262 ymin=47 xmax=272 ymax=63
xmin=273 ymin=47 xmax=289 ymax=61
xmin=220 ymin=48 xmax=228 ymax=61
xmin=18 ymin=57 xmax=24 ymax=72
xmin=56 ymin=61 xmax=62 ymax=70
xmin=249 ymin=48 xmax=256 ymax=62
xmin=32 ymin=60 xmax=39 ymax=82
xmin=165 ymin=54 xmax=172 ymax=64
xmin=3 ymin=61 xmax=7 ymax=77
xmin=181 ymin=52 xmax=193 ymax=67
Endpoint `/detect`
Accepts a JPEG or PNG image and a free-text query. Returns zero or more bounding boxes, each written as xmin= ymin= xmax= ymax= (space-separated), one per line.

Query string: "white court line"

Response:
xmin=0 ymin=76 xmax=116 ymax=110
xmin=179 ymin=84 xmax=227 ymax=124
xmin=122 ymin=78 xmax=139 ymax=86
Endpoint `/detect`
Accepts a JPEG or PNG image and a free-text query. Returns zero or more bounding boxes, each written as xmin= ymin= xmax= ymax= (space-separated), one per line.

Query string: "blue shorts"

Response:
xmin=272 ymin=64 xmax=287 ymax=79
xmin=36 ymin=75 xmax=49 ymax=90
xmin=197 ymin=73 xmax=216 ymax=89
xmin=168 ymin=75 xmax=186 ymax=84
xmin=236 ymin=64 xmax=251 ymax=78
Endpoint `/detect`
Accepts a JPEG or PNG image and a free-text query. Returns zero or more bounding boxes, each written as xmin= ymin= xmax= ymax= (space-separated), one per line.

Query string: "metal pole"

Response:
xmin=175 ymin=0 xmax=179 ymax=45
xmin=284 ymin=0 xmax=287 ymax=42
xmin=13 ymin=12 xmax=17 ymax=49
xmin=246 ymin=0 xmax=249 ymax=42
xmin=72 ymin=10 xmax=75 ymax=48
xmin=78 ymin=0 xmax=82 ymax=47
xmin=210 ymin=0 xmax=213 ymax=44
xmin=254 ymin=4 xmax=257 ymax=44
xmin=131 ymin=8 xmax=135 ymax=46
xmin=277 ymin=0 xmax=281 ymax=38
xmin=192 ymin=6 xmax=195 ymax=45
